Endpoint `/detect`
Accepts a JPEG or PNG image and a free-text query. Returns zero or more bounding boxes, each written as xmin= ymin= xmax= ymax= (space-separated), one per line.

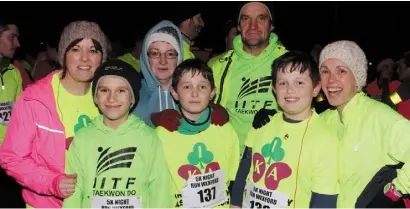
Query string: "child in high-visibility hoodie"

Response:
xmin=63 ymin=59 xmax=173 ymax=208
xmin=155 ymin=58 xmax=240 ymax=208
xmin=230 ymin=51 xmax=339 ymax=208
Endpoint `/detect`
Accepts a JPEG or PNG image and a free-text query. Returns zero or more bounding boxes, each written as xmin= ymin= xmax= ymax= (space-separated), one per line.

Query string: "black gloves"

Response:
xmin=252 ymin=108 xmax=277 ymax=129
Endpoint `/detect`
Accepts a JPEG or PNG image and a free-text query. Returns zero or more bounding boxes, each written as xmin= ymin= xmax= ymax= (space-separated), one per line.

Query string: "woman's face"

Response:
xmin=320 ymin=58 xmax=358 ymax=109
xmin=147 ymin=41 xmax=178 ymax=83
xmin=65 ymin=38 xmax=102 ymax=82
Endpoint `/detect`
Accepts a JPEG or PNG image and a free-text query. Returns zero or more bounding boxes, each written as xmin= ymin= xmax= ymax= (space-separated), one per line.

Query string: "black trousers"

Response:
xmin=0 ymin=167 xmax=25 ymax=208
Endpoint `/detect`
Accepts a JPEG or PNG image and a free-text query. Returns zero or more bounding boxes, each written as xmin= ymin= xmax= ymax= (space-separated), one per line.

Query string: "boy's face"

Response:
xmin=171 ymin=71 xmax=216 ymax=121
xmin=95 ymin=76 xmax=133 ymax=125
xmin=273 ymin=65 xmax=321 ymax=120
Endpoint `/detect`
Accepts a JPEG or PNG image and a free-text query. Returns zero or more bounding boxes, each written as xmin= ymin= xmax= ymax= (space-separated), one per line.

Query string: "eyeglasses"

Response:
xmin=147 ymin=50 xmax=178 ymax=59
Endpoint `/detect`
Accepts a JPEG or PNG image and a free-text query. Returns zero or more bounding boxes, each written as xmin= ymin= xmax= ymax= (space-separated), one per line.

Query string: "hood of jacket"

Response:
xmin=91 ymin=114 xmax=146 ymax=135
xmin=233 ymin=32 xmax=281 ymax=61
xmin=22 ymin=70 xmax=61 ymax=111
xmin=133 ymin=20 xmax=184 ymax=126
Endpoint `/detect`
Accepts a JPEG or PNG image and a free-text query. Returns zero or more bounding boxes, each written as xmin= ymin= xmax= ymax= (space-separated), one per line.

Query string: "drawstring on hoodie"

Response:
xmin=0 ymin=76 xmax=4 ymax=90
xmin=165 ymin=90 xmax=169 ymax=110
xmin=157 ymin=85 xmax=176 ymax=111
xmin=158 ymin=85 xmax=162 ymax=111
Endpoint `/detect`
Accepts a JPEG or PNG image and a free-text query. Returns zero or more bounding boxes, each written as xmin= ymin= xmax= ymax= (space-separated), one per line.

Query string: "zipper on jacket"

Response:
xmin=0 ymin=66 xmax=12 ymax=90
xmin=215 ymin=51 xmax=234 ymax=104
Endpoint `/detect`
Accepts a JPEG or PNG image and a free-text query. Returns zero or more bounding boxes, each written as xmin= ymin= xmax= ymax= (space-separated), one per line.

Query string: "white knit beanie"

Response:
xmin=319 ymin=40 xmax=368 ymax=91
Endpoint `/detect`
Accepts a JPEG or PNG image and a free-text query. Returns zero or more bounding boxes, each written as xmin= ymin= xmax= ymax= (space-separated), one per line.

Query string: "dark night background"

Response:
xmin=2 ymin=1 xmax=410 ymax=69
xmin=0 ymin=1 xmax=410 ymax=207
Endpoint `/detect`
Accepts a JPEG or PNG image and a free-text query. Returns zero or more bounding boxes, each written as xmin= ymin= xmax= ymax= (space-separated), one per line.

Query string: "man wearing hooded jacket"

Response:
xmin=171 ymin=2 xmax=206 ymax=61
xmin=208 ymin=2 xmax=286 ymax=153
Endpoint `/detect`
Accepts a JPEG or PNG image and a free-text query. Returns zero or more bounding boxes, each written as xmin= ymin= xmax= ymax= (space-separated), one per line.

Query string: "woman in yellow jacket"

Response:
xmin=319 ymin=40 xmax=410 ymax=207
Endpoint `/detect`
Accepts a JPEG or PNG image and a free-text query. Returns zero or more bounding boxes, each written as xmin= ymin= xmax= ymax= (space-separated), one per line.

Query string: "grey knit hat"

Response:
xmin=58 ymin=20 xmax=108 ymax=67
xmin=319 ymin=40 xmax=368 ymax=91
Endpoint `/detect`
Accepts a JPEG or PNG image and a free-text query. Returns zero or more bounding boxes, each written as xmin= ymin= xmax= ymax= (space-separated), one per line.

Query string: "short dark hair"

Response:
xmin=400 ymin=51 xmax=410 ymax=67
xmin=0 ymin=22 xmax=16 ymax=36
xmin=271 ymin=51 xmax=320 ymax=87
xmin=172 ymin=58 xmax=215 ymax=89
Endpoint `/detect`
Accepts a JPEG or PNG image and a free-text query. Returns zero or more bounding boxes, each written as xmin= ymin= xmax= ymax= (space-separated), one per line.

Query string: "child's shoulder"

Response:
xmin=210 ymin=121 xmax=236 ymax=132
xmin=128 ymin=116 xmax=158 ymax=137
xmin=255 ymin=111 xmax=285 ymax=131
xmin=74 ymin=123 xmax=99 ymax=140
xmin=308 ymin=112 xmax=339 ymax=141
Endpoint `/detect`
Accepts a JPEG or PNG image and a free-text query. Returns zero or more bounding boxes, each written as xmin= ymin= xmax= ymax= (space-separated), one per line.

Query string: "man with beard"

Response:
xmin=0 ymin=21 xmax=23 ymax=143
xmin=0 ymin=21 xmax=24 ymax=208
xmin=209 ymin=2 xmax=287 ymax=153
xmin=171 ymin=3 xmax=205 ymax=60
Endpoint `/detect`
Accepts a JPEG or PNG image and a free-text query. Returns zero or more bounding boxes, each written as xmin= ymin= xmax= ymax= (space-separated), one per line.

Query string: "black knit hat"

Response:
xmin=170 ymin=2 xmax=206 ymax=26
xmin=92 ymin=59 xmax=141 ymax=109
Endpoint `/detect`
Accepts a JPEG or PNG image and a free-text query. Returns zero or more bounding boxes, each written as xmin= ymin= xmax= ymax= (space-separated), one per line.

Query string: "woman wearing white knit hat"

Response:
xmin=319 ymin=40 xmax=410 ymax=207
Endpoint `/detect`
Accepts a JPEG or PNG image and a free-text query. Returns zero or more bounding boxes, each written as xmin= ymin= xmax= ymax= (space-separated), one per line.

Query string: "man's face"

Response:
xmin=0 ymin=25 xmax=20 ymax=58
xmin=239 ymin=2 xmax=271 ymax=48
xmin=188 ymin=14 xmax=205 ymax=40
xmin=397 ymin=59 xmax=410 ymax=81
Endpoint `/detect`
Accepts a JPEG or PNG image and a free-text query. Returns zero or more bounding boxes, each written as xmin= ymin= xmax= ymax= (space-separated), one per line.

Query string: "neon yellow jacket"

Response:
xmin=156 ymin=122 xmax=239 ymax=208
xmin=208 ymin=33 xmax=287 ymax=153
xmin=0 ymin=63 xmax=22 ymax=144
xmin=183 ymin=40 xmax=195 ymax=60
xmin=63 ymin=115 xmax=173 ymax=208
xmin=320 ymin=92 xmax=410 ymax=207
xmin=207 ymin=53 xmax=225 ymax=69
xmin=245 ymin=111 xmax=339 ymax=208
xmin=117 ymin=53 xmax=141 ymax=73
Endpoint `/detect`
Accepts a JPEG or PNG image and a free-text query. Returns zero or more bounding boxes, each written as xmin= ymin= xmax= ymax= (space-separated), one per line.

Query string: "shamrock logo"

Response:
xmin=252 ymin=136 xmax=292 ymax=189
xmin=261 ymin=137 xmax=284 ymax=165
xmin=264 ymin=162 xmax=292 ymax=190
xmin=178 ymin=142 xmax=220 ymax=180
xmin=74 ymin=115 xmax=91 ymax=133
xmin=188 ymin=142 xmax=213 ymax=169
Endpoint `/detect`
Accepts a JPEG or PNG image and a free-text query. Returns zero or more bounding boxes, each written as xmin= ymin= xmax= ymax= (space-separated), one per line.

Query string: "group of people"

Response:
xmin=1 ymin=1 xmax=410 ymax=208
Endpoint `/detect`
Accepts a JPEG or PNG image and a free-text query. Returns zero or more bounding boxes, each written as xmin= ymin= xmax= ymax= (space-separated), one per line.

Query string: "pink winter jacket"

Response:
xmin=0 ymin=70 xmax=68 ymax=208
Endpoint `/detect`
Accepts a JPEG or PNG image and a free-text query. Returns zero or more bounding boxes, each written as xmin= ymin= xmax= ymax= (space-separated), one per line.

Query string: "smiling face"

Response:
xmin=65 ymin=38 xmax=102 ymax=82
xmin=273 ymin=64 xmax=320 ymax=120
xmin=171 ymin=70 xmax=215 ymax=121
xmin=319 ymin=58 xmax=357 ymax=109
xmin=95 ymin=76 xmax=133 ymax=128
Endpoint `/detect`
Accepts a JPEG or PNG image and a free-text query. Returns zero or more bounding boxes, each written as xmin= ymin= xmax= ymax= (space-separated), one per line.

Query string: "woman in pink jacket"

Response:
xmin=0 ymin=20 xmax=108 ymax=208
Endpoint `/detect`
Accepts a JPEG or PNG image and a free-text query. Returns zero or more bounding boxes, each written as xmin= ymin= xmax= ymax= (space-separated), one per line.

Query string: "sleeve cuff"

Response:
xmin=52 ymin=173 xmax=67 ymax=198
xmin=393 ymin=177 xmax=408 ymax=195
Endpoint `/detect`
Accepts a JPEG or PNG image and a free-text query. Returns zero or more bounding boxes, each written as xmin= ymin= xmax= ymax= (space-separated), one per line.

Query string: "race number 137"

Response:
xmin=197 ymin=186 xmax=216 ymax=203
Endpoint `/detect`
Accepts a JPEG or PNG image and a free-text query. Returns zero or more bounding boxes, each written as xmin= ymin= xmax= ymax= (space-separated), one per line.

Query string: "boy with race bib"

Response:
xmin=231 ymin=51 xmax=339 ymax=208
xmin=155 ymin=59 xmax=239 ymax=208
xmin=63 ymin=60 xmax=173 ymax=208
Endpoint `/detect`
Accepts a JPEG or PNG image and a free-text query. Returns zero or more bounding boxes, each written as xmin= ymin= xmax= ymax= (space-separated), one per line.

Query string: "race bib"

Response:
xmin=0 ymin=101 xmax=13 ymax=126
xmin=91 ymin=196 xmax=142 ymax=209
xmin=243 ymin=180 xmax=288 ymax=208
xmin=182 ymin=169 xmax=227 ymax=208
